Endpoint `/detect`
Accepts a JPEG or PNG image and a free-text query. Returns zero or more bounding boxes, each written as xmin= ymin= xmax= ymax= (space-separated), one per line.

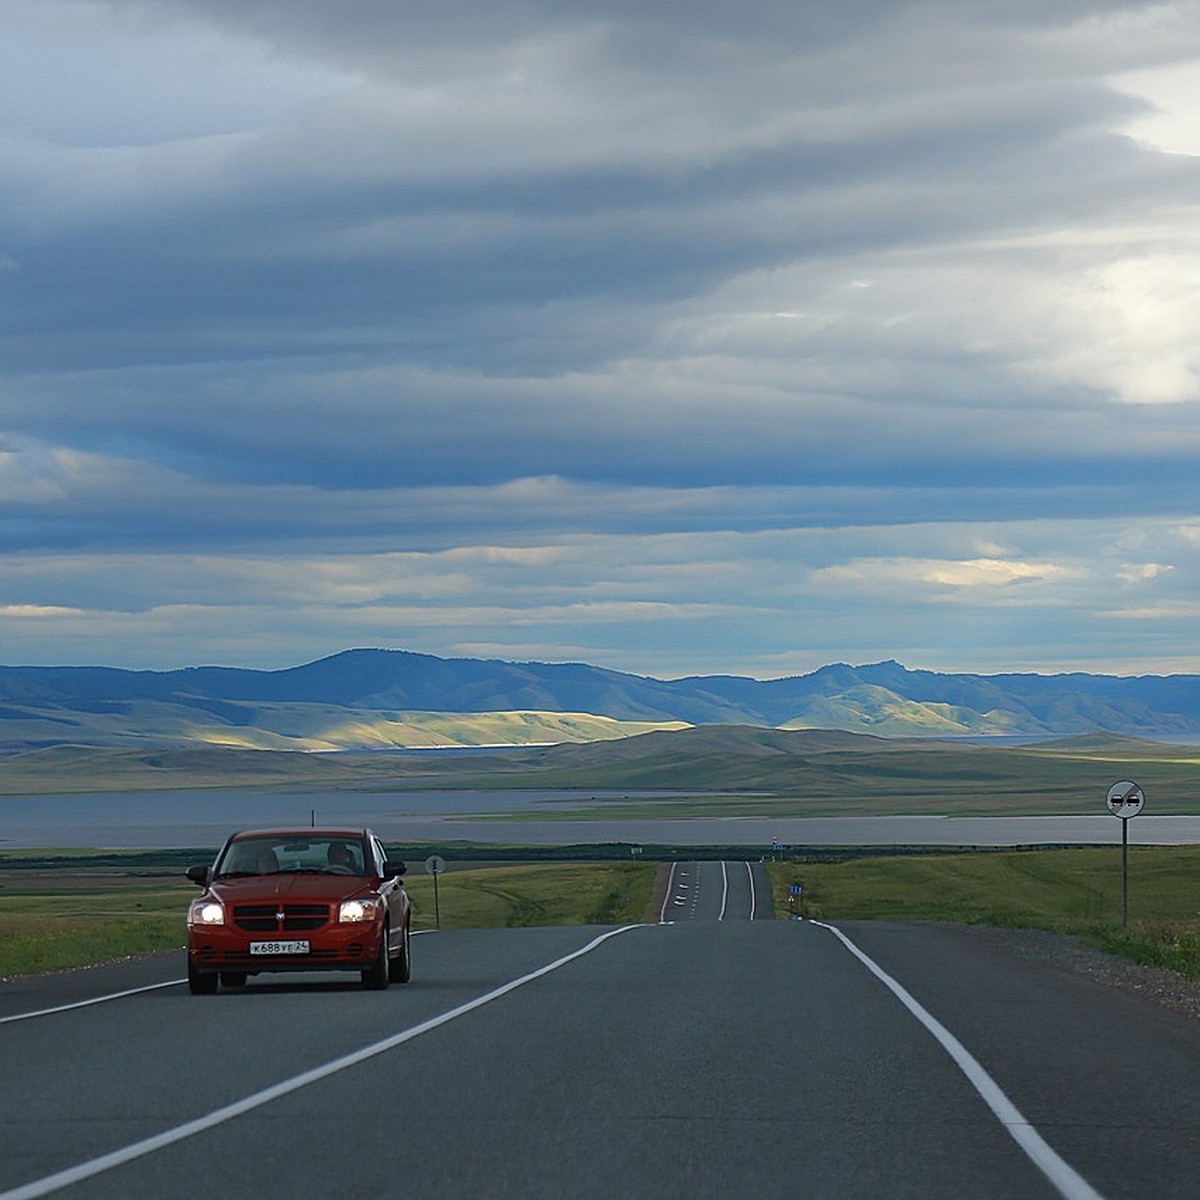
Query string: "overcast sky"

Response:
xmin=3 ymin=0 xmax=1200 ymax=679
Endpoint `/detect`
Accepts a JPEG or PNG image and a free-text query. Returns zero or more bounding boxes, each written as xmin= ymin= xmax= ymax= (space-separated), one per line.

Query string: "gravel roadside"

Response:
xmin=967 ymin=924 xmax=1200 ymax=1023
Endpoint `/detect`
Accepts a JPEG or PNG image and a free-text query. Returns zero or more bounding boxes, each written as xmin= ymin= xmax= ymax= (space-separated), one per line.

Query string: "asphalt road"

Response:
xmin=657 ymin=857 xmax=769 ymax=921
xmin=3 ymin=863 xmax=1200 ymax=1198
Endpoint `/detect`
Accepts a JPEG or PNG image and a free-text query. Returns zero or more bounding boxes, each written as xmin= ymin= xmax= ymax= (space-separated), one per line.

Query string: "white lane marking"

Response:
xmin=0 ymin=979 xmax=185 ymax=1025
xmin=718 ymin=861 xmax=729 ymax=921
xmin=0 ymin=931 xmax=438 ymax=1026
xmin=0 ymin=924 xmax=646 ymax=1200
xmin=658 ymin=861 xmax=677 ymax=923
xmin=745 ymin=861 xmax=756 ymax=921
xmin=813 ymin=922 xmax=1105 ymax=1200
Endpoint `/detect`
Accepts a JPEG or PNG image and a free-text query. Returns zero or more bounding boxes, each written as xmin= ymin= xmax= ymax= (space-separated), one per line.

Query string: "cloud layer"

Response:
xmin=3 ymin=1 xmax=1200 ymax=676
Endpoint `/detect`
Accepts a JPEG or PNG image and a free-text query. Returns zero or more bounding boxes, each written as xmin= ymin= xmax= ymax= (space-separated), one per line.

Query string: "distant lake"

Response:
xmin=3 ymin=788 xmax=1200 ymax=850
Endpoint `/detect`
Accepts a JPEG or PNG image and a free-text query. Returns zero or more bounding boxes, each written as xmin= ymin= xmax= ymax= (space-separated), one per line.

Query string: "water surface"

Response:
xmin=3 ymin=789 xmax=1198 ymax=849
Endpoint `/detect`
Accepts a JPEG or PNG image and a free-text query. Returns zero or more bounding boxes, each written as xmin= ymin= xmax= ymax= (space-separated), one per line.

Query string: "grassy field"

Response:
xmin=0 ymin=859 xmax=658 ymax=979
xmin=766 ymin=846 xmax=1200 ymax=978
xmin=403 ymin=862 xmax=654 ymax=931
xmin=0 ymin=872 xmax=194 ymax=977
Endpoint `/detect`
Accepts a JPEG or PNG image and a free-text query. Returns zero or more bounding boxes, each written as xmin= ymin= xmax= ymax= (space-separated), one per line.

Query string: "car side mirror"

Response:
xmin=186 ymin=864 xmax=211 ymax=886
xmin=384 ymin=860 xmax=407 ymax=880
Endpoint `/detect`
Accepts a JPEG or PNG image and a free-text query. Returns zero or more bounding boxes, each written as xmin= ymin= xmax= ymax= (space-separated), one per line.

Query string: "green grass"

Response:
xmin=767 ymin=846 xmax=1200 ymax=980
xmin=0 ymin=862 xmax=658 ymax=978
xmin=402 ymin=863 xmax=655 ymax=930
xmin=0 ymin=919 xmax=187 ymax=977
xmin=0 ymin=882 xmax=193 ymax=978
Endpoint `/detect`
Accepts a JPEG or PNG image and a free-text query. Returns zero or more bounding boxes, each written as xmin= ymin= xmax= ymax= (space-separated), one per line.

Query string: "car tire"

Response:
xmin=361 ymin=927 xmax=391 ymax=990
xmin=220 ymin=972 xmax=248 ymax=988
xmin=388 ymin=921 xmax=411 ymax=984
xmin=188 ymin=958 xmax=218 ymax=995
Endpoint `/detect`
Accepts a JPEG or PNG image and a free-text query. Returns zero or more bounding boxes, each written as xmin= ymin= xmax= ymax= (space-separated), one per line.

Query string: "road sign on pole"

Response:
xmin=1106 ymin=781 xmax=1145 ymax=927
xmin=1106 ymin=780 xmax=1145 ymax=820
xmin=424 ymin=855 xmax=445 ymax=929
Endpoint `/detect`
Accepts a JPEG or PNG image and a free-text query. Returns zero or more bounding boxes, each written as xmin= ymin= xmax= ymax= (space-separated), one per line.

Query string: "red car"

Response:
xmin=185 ymin=827 xmax=411 ymax=994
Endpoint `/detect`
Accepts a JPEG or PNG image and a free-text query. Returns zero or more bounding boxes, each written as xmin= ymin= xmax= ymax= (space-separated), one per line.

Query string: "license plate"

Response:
xmin=249 ymin=940 xmax=310 ymax=956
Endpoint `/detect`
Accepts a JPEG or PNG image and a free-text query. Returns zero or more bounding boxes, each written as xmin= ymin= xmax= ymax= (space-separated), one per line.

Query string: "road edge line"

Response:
xmin=0 ymin=924 xmax=646 ymax=1200
xmin=658 ymin=861 xmax=677 ymax=923
xmin=0 ymin=979 xmax=186 ymax=1026
xmin=812 ymin=921 xmax=1105 ymax=1200
xmin=0 ymin=931 xmax=436 ymax=1025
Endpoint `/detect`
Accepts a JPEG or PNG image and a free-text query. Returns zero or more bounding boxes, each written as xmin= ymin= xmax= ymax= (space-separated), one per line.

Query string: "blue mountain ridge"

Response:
xmin=1 ymin=648 xmax=1199 ymax=737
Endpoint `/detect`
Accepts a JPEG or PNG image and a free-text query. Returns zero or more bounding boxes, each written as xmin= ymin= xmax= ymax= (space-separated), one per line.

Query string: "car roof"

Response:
xmin=228 ymin=828 xmax=372 ymax=840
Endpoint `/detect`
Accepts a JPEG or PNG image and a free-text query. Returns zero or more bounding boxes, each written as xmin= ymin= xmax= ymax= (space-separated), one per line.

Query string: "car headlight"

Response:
xmin=338 ymin=898 xmax=381 ymax=923
xmin=188 ymin=900 xmax=225 ymax=927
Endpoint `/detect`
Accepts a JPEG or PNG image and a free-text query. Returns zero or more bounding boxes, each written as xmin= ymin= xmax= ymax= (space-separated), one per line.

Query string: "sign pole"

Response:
xmin=1121 ymin=815 xmax=1129 ymax=928
xmin=1106 ymin=781 xmax=1145 ymax=928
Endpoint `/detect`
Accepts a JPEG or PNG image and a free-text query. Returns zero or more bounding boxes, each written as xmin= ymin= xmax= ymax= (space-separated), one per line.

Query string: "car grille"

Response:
xmin=233 ymin=903 xmax=329 ymax=932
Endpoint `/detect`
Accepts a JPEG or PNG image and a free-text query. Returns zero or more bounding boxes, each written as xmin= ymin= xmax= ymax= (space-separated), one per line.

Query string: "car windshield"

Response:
xmin=215 ymin=835 xmax=367 ymax=877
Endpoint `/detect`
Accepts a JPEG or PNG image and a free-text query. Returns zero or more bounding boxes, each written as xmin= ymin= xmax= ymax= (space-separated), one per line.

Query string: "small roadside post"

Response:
xmin=424 ymin=854 xmax=446 ymax=930
xmin=1106 ymin=780 xmax=1146 ymax=927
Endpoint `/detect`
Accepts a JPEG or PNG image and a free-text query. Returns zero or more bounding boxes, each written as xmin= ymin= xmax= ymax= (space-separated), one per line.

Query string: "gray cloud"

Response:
xmin=2 ymin=0 xmax=1200 ymax=673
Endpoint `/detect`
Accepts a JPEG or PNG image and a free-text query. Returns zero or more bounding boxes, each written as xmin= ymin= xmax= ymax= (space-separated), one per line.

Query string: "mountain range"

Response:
xmin=3 ymin=649 xmax=1200 ymax=752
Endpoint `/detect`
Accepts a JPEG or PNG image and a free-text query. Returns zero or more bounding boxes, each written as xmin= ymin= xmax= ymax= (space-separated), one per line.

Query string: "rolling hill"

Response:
xmin=4 ymin=725 xmax=1200 ymax=816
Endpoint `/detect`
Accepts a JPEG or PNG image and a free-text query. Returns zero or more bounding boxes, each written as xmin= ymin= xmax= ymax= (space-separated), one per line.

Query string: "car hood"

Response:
xmin=208 ymin=874 xmax=376 ymax=903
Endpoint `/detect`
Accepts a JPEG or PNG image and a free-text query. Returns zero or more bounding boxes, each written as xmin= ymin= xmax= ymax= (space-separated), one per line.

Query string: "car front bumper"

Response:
xmin=187 ymin=922 xmax=385 ymax=974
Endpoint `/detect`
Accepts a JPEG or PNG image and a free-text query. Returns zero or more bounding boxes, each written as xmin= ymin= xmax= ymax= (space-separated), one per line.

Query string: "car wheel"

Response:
xmin=188 ymin=957 xmax=218 ymax=995
xmin=388 ymin=921 xmax=411 ymax=984
xmin=220 ymin=972 xmax=248 ymax=988
xmin=361 ymin=926 xmax=391 ymax=990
